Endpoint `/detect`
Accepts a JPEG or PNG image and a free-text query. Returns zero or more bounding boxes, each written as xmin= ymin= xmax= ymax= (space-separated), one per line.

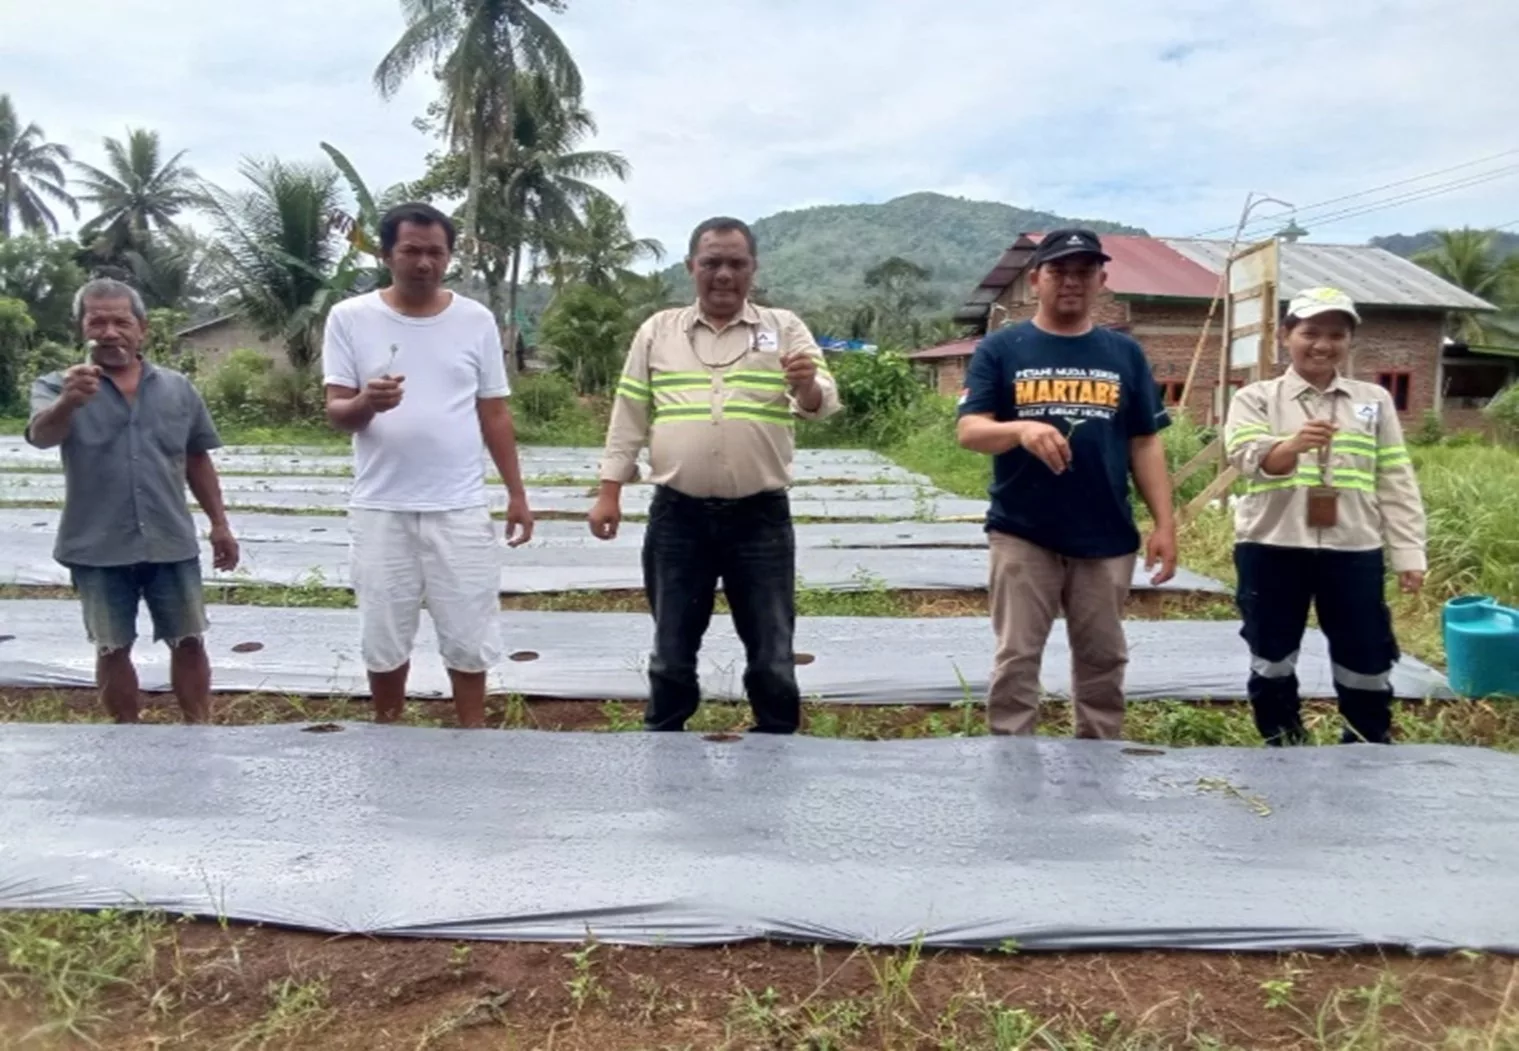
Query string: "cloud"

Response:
xmin=3 ymin=0 xmax=1516 ymax=265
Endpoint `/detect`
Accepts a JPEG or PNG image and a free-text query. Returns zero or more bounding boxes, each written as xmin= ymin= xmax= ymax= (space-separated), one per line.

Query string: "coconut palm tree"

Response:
xmin=73 ymin=128 xmax=203 ymax=261
xmin=373 ymin=0 xmax=581 ymax=275
xmin=204 ymin=157 xmax=343 ymax=369
xmin=0 ymin=95 xmax=77 ymax=238
xmin=1413 ymin=227 xmax=1519 ymax=347
xmin=544 ymin=197 xmax=664 ymax=292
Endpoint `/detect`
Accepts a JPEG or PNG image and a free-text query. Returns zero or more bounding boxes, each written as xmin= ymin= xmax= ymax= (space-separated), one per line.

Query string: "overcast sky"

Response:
xmin=3 ymin=0 xmax=1516 ymax=262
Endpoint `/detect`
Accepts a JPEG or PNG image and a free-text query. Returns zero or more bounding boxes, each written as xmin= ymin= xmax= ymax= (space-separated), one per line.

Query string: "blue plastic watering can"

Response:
xmin=1443 ymin=596 xmax=1519 ymax=699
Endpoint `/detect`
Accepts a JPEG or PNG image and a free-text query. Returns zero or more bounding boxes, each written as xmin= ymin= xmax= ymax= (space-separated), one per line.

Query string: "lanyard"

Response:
xmin=688 ymin=323 xmax=757 ymax=372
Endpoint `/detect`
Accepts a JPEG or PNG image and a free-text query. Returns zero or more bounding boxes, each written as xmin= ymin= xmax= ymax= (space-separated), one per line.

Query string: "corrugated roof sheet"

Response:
xmin=1031 ymin=233 xmax=1221 ymax=300
xmin=908 ymin=337 xmax=982 ymax=361
xmin=1161 ymin=239 xmax=1495 ymax=312
xmin=955 ymin=233 xmax=1221 ymax=324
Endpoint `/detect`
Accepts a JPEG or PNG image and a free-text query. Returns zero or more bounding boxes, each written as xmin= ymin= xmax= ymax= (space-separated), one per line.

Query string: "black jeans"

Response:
xmin=641 ymin=486 xmax=800 ymax=733
xmin=1234 ymin=543 xmax=1401 ymax=746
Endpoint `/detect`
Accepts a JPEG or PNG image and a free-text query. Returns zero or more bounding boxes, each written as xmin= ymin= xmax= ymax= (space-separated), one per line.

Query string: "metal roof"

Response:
xmin=908 ymin=337 xmax=982 ymax=361
xmin=1161 ymin=239 xmax=1496 ymax=312
xmin=954 ymin=233 xmax=1221 ymax=326
xmin=955 ymin=234 xmax=1495 ymax=327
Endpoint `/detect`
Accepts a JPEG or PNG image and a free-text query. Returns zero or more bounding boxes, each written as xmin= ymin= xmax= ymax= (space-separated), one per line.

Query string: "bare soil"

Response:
xmin=3 ymin=922 xmax=1515 ymax=1050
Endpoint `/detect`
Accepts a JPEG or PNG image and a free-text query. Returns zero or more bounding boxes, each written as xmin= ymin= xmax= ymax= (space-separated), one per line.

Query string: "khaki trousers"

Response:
xmin=987 ymin=532 xmax=1136 ymax=739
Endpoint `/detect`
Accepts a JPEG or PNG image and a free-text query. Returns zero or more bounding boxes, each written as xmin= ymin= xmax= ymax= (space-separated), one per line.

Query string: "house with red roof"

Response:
xmin=910 ymin=233 xmax=1504 ymax=429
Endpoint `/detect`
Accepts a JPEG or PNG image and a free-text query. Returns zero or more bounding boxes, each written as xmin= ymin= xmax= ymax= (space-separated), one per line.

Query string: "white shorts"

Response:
xmin=349 ymin=506 xmax=503 ymax=674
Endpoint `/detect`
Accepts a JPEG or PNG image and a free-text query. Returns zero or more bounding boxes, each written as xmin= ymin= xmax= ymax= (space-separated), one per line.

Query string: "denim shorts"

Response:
xmin=66 ymin=559 xmax=208 ymax=654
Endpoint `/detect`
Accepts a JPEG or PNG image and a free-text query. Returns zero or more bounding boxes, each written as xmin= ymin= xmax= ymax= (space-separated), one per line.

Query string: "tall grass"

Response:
xmin=1413 ymin=444 xmax=1519 ymax=605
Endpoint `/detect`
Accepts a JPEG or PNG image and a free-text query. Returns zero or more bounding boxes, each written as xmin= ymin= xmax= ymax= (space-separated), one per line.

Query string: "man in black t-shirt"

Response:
xmin=956 ymin=229 xmax=1177 ymax=739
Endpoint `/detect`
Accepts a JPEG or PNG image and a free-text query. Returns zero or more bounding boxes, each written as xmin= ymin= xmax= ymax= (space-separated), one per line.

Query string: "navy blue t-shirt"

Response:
xmin=957 ymin=320 xmax=1170 ymax=559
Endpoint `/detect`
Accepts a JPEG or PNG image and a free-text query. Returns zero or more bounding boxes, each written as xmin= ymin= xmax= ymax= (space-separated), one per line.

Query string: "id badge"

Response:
xmin=1306 ymin=485 xmax=1339 ymax=529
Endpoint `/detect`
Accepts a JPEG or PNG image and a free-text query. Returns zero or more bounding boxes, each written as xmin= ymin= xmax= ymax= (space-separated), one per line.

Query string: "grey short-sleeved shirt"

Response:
xmin=26 ymin=361 xmax=222 ymax=567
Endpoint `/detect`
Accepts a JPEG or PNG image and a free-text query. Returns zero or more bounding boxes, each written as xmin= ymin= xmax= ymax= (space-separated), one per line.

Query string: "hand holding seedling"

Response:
xmin=59 ymin=363 xmax=102 ymax=407
xmin=1287 ymin=419 xmax=1337 ymax=454
xmin=1013 ymin=420 xmax=1072 ymax=474
xmin=781 ymin=350 xmax=818 ymax=391
xmin=365 ymin=374 xmax=405 ymax=413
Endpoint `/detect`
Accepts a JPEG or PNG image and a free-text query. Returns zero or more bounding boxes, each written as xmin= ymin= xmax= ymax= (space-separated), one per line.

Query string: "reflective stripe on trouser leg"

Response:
xmin=1332 ymin=664 xmax=1395 ymax=744
xmin=1251 ymin=651 xmax=1300 ymax=680
xmin=1331 ymin=663 xmax=1393 ymax=693
xmin=1313 ymin=547 xmax=1398 ymax=745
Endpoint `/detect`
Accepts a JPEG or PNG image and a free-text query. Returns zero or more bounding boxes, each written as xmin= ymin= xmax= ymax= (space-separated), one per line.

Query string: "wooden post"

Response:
xmin=1181 ymin=465 xmax=1240 ymax=523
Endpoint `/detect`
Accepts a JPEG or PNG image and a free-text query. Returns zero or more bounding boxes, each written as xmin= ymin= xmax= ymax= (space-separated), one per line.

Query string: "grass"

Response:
xmin=0 ymin=909 xmax=169 ymax=1043
xmin=1 ymin=909 xmax=1516 ymax=1049
xmin=5 ymin=685 xmax=1518 ymax=750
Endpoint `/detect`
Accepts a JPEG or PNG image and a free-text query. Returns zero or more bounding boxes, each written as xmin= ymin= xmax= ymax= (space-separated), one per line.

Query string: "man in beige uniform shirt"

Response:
xmin=591 ymin=216 xmax=840 ymax=733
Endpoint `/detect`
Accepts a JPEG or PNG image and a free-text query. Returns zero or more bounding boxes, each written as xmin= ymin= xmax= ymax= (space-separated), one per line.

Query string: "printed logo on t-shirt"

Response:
xmin=1012 ymin=366 xmax=1122 ymax=423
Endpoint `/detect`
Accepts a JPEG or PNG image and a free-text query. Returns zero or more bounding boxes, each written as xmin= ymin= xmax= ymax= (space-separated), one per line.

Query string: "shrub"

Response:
xmin=823 ymin=350 xmax=923 ymax=444
xmin=20 ymin=340 xmax=77 ymax=392
xmin=254 ymin=366 xmax=323 ymax=424
xmin=538 ymin=285 xmax=633 ymax=396
xmin=1485 ymin=383 xmax=1519 ymax=445
xmin=512 ymin=372 xmax=578 ymax=425
xmin=1411 ymin=409 xmax=1445 ymax=447
xmin=200 ymin=349 xmax=276 ymax=424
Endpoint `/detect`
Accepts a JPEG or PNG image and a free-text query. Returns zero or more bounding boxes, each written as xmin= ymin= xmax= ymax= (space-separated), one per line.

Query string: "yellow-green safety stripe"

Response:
xmin=616 ymin=377 xmax=651 ymax=403
xmin=1244 ymin=470 xmax=1376 ymax=495
xmin=652 ymin=403 xmax=795 ymax=426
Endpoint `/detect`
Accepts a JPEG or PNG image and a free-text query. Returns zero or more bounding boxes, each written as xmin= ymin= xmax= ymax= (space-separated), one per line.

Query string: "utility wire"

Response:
xmin=1188 ymin=147 xmax=1519 ymax=237
xmin=1235 ymin=165 xmax=1519 ymax=240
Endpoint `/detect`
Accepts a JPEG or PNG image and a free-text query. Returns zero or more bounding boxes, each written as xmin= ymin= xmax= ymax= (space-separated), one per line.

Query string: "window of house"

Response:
xmin=1376 ymin=371 xmax=1412 ymax=411
xmin=1158 ymin=380 xmax=1187 ymax=406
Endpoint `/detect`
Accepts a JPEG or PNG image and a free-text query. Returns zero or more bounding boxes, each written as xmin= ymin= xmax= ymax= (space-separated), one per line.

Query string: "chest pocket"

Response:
xmin=147 ymin=385 xmax=194 ymax=458
xmin=70 ymin=395 xmax=128 ymax=449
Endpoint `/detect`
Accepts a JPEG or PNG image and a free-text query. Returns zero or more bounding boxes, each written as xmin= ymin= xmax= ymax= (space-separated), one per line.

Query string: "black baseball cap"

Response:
xmin=1030 ymin=228 xmax=1112 ymax=267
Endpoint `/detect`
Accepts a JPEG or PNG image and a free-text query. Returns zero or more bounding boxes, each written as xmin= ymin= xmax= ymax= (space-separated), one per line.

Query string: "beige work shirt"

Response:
xmin=1224 ymin=368 xmax=1428 ymax=572
xmin=599 ymin=301 xmax=841 ymax=500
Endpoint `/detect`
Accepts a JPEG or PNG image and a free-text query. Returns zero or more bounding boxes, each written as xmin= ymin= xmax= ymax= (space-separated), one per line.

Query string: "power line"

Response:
xmin=1236 ymin=165 xmax=1519 ymax=239
xmin=1188 ymin=147 xmax=1519 ymax=238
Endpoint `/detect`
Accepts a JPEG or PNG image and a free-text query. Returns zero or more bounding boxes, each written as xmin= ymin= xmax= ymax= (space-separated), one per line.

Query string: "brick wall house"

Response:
xmin=912 ymin=233 xmax=1495 ymax=428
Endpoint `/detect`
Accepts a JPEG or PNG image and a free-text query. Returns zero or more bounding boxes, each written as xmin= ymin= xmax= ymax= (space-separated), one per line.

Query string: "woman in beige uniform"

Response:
xmin=1223 ymin=287 xmax=1428 ymax=745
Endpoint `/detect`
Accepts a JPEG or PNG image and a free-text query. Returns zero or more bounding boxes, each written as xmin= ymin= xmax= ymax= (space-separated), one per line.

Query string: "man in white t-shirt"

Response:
xmin=321 ymin=202 xmax=534 ymax=729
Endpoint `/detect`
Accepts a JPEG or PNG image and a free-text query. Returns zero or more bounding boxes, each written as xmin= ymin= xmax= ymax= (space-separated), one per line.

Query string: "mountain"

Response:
xmin=657 ymin=191 xmax=1145 ymax=312
xmin=1371 ymin=230 xmax=1519 ymax=259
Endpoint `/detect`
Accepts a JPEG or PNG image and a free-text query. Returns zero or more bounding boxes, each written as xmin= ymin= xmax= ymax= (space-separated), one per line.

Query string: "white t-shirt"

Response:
xmin=321 ymin=290 xmax=510 ymax=512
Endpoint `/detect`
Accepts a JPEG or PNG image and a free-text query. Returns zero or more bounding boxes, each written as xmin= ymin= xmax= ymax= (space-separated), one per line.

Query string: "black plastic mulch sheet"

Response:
xmin=0 ymin=725 xmax=1512 ymax=952
xmin=0 ymin=511 xmax=1229 ymax=595
xmin=0 ymin=602 xmax=1452 ymax=703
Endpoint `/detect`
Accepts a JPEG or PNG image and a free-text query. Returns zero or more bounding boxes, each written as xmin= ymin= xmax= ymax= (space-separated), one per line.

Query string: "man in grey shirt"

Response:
xmin=26 ymin=278 xmax=240 ymax=723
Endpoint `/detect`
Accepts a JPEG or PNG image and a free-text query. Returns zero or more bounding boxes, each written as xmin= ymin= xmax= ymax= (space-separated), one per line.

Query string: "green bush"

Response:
xmin=20 ymin=340 xmax=77 ymax=392
xmin=538 ymin=285 xmax=632 ymax=396
xmin=254 ymin=366 xmax=323 ymax=424
xmin=1486 ymin=383 xmax=1519 ymax=444
xmin=200 ymin=349 xmax=287 ymax=426
xmin=0 ymin=296 xmax=36 ymax=413
xmin=512 ymin=372 xmax=578 ymax=425
xmin=1410 ymin=409 xmax=1445 ymax=447
xmin=832 ymin=351 xmax=921 ymax=417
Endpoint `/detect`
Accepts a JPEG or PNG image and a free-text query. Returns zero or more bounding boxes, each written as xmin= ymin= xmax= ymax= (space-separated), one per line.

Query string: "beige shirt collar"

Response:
xmin=684 ymin=299 xmax=762 ymax=334
xmin=1283 ymin=366 xmax=1353 ymax=399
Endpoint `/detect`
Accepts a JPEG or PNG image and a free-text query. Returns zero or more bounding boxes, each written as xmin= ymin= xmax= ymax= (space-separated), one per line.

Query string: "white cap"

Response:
xmin=1286 ymin=286 xmax=1361 ymax=324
